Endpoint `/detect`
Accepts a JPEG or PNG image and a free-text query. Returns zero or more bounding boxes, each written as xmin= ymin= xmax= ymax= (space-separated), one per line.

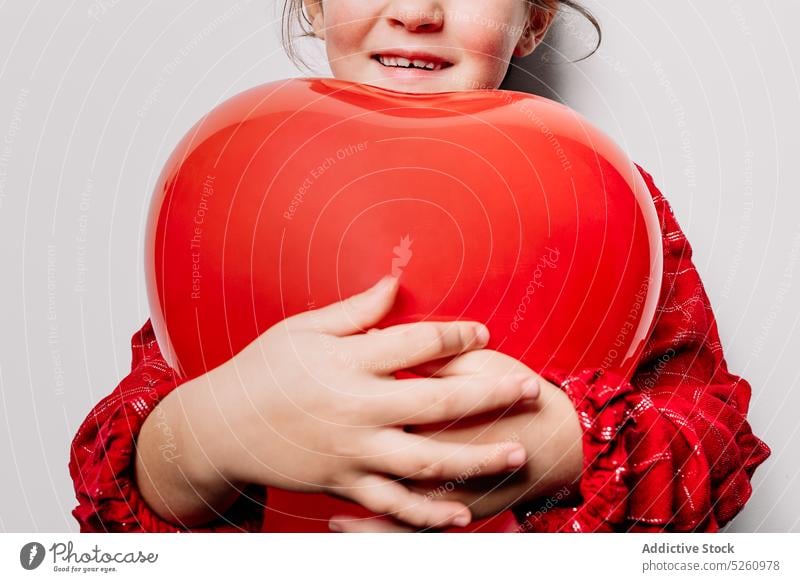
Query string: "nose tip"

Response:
xmin=390 ymin=6 xmax=444 ymax=32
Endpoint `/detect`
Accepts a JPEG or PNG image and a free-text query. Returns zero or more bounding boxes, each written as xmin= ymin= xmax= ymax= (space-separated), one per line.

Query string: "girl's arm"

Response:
xmin=68 ymin=320 xmax=266 ymax=532
xmin=70 ymin=287 xmax=533 ymax=532
xmin=520 ymin=164 xmax=772 ymax=532
xmin=342 ymin=164 xmax=772 ymax=533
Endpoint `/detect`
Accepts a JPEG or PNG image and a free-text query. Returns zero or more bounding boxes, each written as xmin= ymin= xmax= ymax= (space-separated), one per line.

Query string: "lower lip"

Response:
xmin=372 ymin=56 xmax=452 ymax=79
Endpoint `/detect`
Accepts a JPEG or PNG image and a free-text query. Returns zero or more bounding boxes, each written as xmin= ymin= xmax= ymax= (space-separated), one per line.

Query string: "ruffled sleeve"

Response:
xmin=515 ymin=164 xmax=771 ymax=532
xmin=68 ymin=319 xmax=266 ymax=532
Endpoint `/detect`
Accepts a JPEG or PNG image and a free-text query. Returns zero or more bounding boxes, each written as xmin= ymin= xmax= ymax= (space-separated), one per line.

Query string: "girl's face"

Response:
xmin=303 ymin=0 xmax=555 ymax=93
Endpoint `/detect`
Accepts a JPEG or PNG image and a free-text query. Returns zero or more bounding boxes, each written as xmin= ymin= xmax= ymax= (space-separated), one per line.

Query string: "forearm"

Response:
xmin=409 ymin=381 xmax=584 ymax=520
xmin=134 ymin=368 xmax=245 ymax=527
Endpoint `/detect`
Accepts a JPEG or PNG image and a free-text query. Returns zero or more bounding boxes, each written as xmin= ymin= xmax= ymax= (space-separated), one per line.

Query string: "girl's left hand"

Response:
xmin=328 ymin=349 xmax=586 ymax=533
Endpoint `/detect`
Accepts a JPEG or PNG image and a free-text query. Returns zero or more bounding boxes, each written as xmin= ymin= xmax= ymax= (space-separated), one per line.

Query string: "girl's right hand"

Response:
xmin=183 ymin=275 xmax=540 ymax=529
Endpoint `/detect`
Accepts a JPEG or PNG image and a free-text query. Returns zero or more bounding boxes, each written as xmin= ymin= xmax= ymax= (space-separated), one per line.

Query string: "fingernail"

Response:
xmin=329 ymin=521 xmax=342 ymax=532
xmin=522 ymin=377 xmax=540 ymax=399
xmin=506 ymin=447 xmax=527 ymax=467
xmin=474 ymin=324 xmax=490 ymax=347
xmin=452 ymin=513 xmax=470 ymax=527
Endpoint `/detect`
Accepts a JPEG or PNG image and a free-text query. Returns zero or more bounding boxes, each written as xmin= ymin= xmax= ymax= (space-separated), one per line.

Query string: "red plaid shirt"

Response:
xmin=69 ymin=163 xmax=771 ymax=533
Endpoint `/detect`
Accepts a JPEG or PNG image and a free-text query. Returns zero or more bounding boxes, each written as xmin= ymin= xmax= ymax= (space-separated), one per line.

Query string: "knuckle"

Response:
xmin=435 ymin=388 xmax=461 ymax=418
xmin=276 ymin=312 xmax=301 ymax=333
xmin=394 ymin=504 xmax=427 ymax=528
xmin=402 ymin=456 xmax=429 ymax=479
xmin=417 ymin=460 xmax=444 ymax=480
xmin=330 ymin=430 xmax=363 ymax=460
xmin=369 ymin=496 xmax=393 ymax=517
xmin=397 ymin=328 xmax=416 ymax=352
xmin=499 ymin=374 xmax=524 ymax=400
xmin=457 ymin=324 xmax=475 ymax=351
xmin=419 ymin=324 xmax=447 ymax=354
xmin=325 ymin=468 xmax=353 ymax=490
xmin=484 ymin=374 xmax=513 ymax=404
xmin=261 ymin=323 xmax=290 ymax=348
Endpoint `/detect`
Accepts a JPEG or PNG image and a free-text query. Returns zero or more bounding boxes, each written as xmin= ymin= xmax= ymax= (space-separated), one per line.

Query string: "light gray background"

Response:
xmin=0 ymin=0 xmax=797 ymax=532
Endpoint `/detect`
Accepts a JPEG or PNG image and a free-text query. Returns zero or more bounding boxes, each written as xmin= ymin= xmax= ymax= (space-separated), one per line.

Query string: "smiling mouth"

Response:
xmin=371 ymin=54 xmax=454 ymax=71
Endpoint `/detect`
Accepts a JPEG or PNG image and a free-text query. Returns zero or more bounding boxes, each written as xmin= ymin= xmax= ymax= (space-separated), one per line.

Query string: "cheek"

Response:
xmin=323 ymin=4 xmax=372 ymax=56
xmin=452 ymin=1 xmax=525 ymax=64
xmin=458 ymin=20 xmax=518 ymax=66
xmin=455 ymin=25 xmax=516 ymax=85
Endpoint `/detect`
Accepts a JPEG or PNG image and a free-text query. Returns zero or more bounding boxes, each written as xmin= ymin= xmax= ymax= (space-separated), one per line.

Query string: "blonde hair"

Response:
xmin=281 ymin=0 xmax=602 ymax=73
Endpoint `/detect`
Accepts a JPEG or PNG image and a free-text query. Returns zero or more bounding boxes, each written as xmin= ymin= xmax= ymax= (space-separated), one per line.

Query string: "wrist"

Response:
xmin=549 ymin=383 xmax=584 ymax=490
xmin=169 ymin=369 xmax=243 ymax=492
xmin=515 ymin=367 xmax=636 ymax=532
xmin=134 ymin=388 xmax=237 ymax=526
xmin=517 ymin=380 xmax=584 ymax=502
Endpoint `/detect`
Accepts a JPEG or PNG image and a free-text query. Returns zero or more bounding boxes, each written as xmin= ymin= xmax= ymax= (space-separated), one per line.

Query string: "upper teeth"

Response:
xmin=377 ymin=55 xmax=443 ymax=70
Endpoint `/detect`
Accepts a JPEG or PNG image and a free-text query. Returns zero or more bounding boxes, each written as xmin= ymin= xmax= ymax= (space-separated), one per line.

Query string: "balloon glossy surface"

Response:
xmin=145 ymin=77 xmax=662 ymax=532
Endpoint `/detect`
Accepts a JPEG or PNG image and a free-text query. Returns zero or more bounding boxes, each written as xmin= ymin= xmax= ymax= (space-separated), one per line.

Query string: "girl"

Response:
xmin=69 ymin=0 xmax=771 ymax=533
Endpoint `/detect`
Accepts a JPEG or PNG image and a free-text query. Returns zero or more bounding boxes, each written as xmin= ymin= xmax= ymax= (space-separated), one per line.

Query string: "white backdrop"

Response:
xmin=0 ymin=0 xmax=796 ymax=532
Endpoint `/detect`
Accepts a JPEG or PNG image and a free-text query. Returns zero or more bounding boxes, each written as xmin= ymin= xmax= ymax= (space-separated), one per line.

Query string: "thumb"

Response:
xmin=284 ymin=275 xmax=399 ymax=336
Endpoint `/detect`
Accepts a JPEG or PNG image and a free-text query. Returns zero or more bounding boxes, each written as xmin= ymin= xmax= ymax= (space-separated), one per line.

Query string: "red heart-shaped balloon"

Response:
xmin=145 ymin=77 xmax=662 ymax=532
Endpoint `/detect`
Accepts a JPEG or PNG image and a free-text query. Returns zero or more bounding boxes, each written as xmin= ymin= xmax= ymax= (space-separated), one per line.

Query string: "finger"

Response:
xmin=406 ymin=349 xmax=526 ymax=378
xmin=370 ymin=373 xmax=540 ymax=425
xmin=338 ymin=320 xmax=489 ymax=374
xmin=343 ymin=473 xmax=471 ymax=530
xmin=284 ymin=275 xmax=399 ymax=336
xmin=329 ymin=515 xmax=416 ymax=533
xmin=362 ymin=429 xmax=528 ymax=481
